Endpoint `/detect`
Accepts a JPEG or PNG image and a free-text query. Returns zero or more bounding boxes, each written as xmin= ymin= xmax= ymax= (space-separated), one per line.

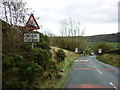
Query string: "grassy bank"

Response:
xmin=35 ymin=46 xmax=80 ymax=88
xmin=107 ymin=42 xmax=120 ymax=48
xmin=96 ymin=54 xmax=120 ymax=68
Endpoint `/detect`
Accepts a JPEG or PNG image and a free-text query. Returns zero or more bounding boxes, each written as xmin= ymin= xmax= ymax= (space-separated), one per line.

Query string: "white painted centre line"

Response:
xmin=94 ymin=66 xmax=102 ymax=74
xmin=96 ymin=68 xmax=102 ymax=74
xmin=109 ymin=82 xmax=118 ymax=90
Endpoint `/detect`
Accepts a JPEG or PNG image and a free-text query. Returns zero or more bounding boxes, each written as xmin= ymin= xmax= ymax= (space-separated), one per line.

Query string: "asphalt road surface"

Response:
xmin=64 ymin=55 xmax=120 ymax=90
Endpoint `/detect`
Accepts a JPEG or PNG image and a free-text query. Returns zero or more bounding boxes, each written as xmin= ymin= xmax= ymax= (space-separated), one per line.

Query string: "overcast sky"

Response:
xmin=24 ymin=0 xmax=119 ymax=36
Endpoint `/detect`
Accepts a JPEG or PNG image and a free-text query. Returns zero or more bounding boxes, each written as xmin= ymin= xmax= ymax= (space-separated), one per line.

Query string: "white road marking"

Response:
xmin=79 ymin=60 xmax=88 ymax=61
xmin=94 ymin=66 xmax=102 ymax=74
xmin=96 ymin=68 xmax=102 ymax=74
xmin=75 ymin=60 xmax=88 ymax=62
xmin=74 ymin=60 xmax=79 ymax=62
xmin=109 ymin=82 xmax=118 ymax=90
xmin=94 ymin=66 xmax=117 ymax=90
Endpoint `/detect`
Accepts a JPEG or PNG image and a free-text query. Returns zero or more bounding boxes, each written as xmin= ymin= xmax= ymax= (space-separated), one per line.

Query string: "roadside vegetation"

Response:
xmin=2 ymin=18 xmax=80 ymax=88
xmin=1 ymin=1 xmax=83 ymax=88
xmin=96 ymin=54 xmax=120 ymax=68
xmin=2 ymin=0 xmax=120 ymax=88
xmin=91 ymin=41 xmax=120 ymax=68
xmin=91 ymin=42 xmax=114 ymax=55
xmin=50 ymin=17 xmax=89 ymax=54
xmin=107 ymin=42 xmax=120 ymax=49
xmin=2 ymin=20 xmax=51 ymax=88
xmin=50 ymin=37 xmax=88 ymax=54
xmin=37 ymin=46 xmax=80 ymax=88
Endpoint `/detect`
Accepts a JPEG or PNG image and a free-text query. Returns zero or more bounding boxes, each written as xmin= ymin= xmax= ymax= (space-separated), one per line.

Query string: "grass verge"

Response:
xmin=35 ymin=46 xmax=80 ymax=88
xmin=107 ymin=42 xmax=120 ymax=48
xmin=96 ymin=54 xmax=120 ymax=68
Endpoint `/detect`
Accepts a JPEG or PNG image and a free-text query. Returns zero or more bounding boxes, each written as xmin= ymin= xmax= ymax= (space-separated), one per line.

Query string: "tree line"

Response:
xmin=60 ymin=18 xmax=85 ymax=37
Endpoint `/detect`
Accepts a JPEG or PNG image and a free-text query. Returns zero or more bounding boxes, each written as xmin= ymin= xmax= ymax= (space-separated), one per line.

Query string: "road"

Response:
xmin=64 ymin=55 xmax=120 ymax=89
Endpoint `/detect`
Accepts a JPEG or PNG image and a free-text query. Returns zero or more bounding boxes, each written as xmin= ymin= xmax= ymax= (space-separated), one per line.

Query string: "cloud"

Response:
xmin=84 ymin=23 xmax=118 ymax=36
xmin=60 ymin=0 xmax=118 ymax=24
xmin=23 ymin=0 xmax=119 ymax=35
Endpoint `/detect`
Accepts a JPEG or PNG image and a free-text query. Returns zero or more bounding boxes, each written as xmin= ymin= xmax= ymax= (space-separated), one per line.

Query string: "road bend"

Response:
xmin=64 ymin=55 xmax=119 ymax=90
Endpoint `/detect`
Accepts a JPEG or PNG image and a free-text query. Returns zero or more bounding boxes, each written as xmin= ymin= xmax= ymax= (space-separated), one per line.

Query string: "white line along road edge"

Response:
xmin=109 ymin=82 xmax=118 ymax=90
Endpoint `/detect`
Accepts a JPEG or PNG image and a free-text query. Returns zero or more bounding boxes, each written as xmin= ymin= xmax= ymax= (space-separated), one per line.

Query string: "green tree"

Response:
xmin=93 ymin=42 xmax=114 ymax=55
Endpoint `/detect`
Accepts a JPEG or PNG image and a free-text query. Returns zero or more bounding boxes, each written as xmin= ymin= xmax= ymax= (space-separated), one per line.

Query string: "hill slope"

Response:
xmin=85 ymin=33 xmax=120 ymax=42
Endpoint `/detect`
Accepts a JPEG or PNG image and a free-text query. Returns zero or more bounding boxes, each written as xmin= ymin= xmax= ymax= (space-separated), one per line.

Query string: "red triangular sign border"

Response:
xmin=24 ymin=14 xmax=40 ymax=30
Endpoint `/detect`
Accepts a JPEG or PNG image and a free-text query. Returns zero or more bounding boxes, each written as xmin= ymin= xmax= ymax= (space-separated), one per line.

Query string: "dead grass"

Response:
xmin=36 ymin=46 xmax=81 ymax=88
xmin=49 ymin=46 xmax=80 ymax=88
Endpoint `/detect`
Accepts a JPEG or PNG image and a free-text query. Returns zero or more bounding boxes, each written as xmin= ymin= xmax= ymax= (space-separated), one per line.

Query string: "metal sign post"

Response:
xmin=24 ymin=14 xmax=40 ymax=49
xmin=32 ymin=43 xmax=34 ymax=49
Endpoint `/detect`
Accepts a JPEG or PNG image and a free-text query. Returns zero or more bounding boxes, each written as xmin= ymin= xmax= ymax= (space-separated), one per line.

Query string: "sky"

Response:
xmin=18 ymin=0 xmax=120 ymax=36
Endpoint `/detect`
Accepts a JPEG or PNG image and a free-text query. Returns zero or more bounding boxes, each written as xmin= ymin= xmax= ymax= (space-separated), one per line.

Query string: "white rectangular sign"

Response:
xmin=75 ymin=48 xmax=78 ymax=53
xmin=98 ymin=49 xmax=102 ymax=53
xmin=24 ymin=33 xmax=40 ymax=42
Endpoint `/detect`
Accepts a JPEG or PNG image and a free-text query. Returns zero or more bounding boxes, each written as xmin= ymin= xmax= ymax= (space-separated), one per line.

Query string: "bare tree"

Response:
xmin=60 ymin=19 xmax=68 ymax=37
xmin=81 ymin=25 xmax=85 ymax=36
xmin=1 ymin=0 xmax=30 ymax=26
xmin=8 ymin=2 xmax=12 ymax=25
xmin=76 ymin=21 xmax=80 ymax=37
xmin=60 ymin=17 xmax=84 ymax=37
xmin=69 ymin=18 xmax=73 ymax=37
xmin=2 ymin=1 xmax=8 ymax=22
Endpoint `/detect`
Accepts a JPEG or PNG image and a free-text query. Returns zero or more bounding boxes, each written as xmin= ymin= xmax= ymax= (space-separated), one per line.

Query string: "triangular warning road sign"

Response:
xmin=24 ymin=14 xmax=40 ymax=30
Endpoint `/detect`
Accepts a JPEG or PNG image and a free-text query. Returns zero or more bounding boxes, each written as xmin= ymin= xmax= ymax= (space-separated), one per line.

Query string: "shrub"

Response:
xmin=3 ymin=53 xmax=44 ymax=88
xmin=93 ymin=42 xmax=113 ymax=55
xmin=31 ymin=48 xmax=51 ymax=69
xmin=2 ymin=20 xmax=53 ymax=88
xmin=50 ymin=37 xmax=88 ymax=53
xmin=3 ymin=53 xmax=24 ymax=71
xmin=2 ymin=53 xmax=28 ymax=88
xmin=25 ymin=61 xmax=43 ymax=82
xmin=55 ymin=49 xmax=66 ymax=62
xmin=107 ymin=49 xmax=120 ymax=55
xmin=97 ymin=54 xmax=120 ymax=68
xmin=3 ymin=56 xmax=15 ymax=68
xmin=35 ymin=33 xmax=51 ymax=51
xmin=4 ymin=77 xmax=28 ymax=88
xmin=40 ymin=41 xmax=51 ymax=50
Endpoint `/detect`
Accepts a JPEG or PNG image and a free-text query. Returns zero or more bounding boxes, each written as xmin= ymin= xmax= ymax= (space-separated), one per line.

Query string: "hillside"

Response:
xmin=39 ymin=46 xmax=80 ymax=88
xmin=85 ymin=33 xmax=120 ymax=42
xmin=2 ymin=19 xmax=81 ymax=88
